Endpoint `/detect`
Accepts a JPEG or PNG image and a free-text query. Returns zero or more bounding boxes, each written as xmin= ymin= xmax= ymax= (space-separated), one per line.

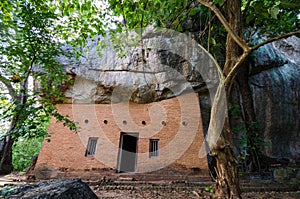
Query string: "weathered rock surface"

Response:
xmin=249 ymin=36 xmax=300 ymax=162
xmin=8 ymin=178 xmax=97 ymax=199
xmin=58 ymin=30 xmax=219 ymax=104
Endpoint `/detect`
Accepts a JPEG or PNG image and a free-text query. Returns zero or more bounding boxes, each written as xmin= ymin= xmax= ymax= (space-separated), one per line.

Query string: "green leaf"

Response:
xmin=213 ymin=0 xmax=223 ymax=6
xmin=280 ymin=0 xmax=300 ymax=9
xmin=210 ymin=38 xmax=216 ymax=45
xmin=189 ymin=8 xmax=198 ymax=16
xmin=269 ymin=6 xmax=279 ymax=19
xmin=246 ymin=14 xmax=255 ymax=24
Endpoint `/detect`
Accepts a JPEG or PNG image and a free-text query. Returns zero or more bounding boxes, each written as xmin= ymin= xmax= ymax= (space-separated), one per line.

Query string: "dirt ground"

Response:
xmin=89 ymin=181 xmax=300 ymax=199
xmin=91 ymin=187 xmax=300 ymax=199
xmin=1 ymin=173 xmax=299 ymax=199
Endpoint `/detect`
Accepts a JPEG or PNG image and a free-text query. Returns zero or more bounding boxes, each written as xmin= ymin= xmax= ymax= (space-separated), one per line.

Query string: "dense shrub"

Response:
xmin=12 ymin=137 xmax=44 ymax=171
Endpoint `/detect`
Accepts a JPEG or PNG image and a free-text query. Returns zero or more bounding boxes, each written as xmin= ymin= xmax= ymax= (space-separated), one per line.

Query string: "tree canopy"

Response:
xmin=0 ymin=0 xmax=77 ymax=139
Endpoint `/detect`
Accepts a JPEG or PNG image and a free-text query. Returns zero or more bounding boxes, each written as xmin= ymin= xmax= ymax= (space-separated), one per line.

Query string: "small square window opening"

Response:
xmin=85 ymin=137 xmax=98 ymax=157
xmin=149 ymin=139 xmax=159 ymax=158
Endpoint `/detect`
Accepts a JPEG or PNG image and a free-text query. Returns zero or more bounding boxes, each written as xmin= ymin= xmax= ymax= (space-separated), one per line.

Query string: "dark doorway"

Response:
xmin=117 ymin=133 xmax=138 ymax=173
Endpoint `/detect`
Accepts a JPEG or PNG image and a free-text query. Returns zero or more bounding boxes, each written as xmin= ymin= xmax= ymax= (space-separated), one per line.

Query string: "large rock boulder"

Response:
xmin=57 ymin=30 xmax=218 ymax=104
xmin=8 ymin=178 xmax=97 ymax=199
xmin=249 ymin=36 xmax=300 ymax=162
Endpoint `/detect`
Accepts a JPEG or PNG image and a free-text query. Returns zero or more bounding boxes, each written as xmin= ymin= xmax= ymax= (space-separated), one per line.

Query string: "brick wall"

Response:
xmin=35 ymin=93 xmax=208 ymax=179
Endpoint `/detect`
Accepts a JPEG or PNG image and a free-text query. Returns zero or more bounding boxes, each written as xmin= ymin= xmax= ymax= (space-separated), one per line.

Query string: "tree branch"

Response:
xmin=198 ymin=0 xmax=226 ymax=40
xmin=20 ymin=53 xmax=36 ymax=104
xmin=224 ymin=30 xmax=300 ymax=86
xmin=224 ymin=51 xmax=250 ymax=86
xmin=0 ymin=73 xmax=16 ymax=98
xmin=198 ymin=0 xmax=300 ymax=86
xmin=197 ymin=0 xmax=249 ymax=51
xmin=251 ymin=30 xmax=300 ymax=51
xmin=168 ymin=0 xmax=197 ymax=29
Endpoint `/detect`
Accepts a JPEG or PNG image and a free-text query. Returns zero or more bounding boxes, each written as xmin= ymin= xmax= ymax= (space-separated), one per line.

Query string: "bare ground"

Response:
xmin=89 ymin=180 xmax=300 ymax=199
xmin=90 ymin=186 xmax=300 ymax=199
xmin=1 ymin=173 xmax=299 ymax=198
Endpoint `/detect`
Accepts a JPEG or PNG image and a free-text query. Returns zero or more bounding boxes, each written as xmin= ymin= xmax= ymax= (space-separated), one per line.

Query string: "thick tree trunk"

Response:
xmin=207 ymin=83 xmax=241 ymax=198
xmin=223 ymin=0 xmax=243 ymax=77
xmin=237 ymin=66 xmax=261 ymax=172
xmin=210 ymin=0 xmax=243 ymax=198
xmin=211 ymin=119 xmax=241 ymax=198
xmin=236 ymin=67 xmax=256 ymax=126
xmin=0 ymin=118 xmax=17 ymax=174
xmin=0 ymin=136 xmax=14 ymax=174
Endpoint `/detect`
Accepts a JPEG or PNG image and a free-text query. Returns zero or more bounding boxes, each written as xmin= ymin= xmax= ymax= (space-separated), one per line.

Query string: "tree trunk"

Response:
xmin=210 ymin=0 xmax=243 ymax=198
xmin=237 ymin=66 xmax=261 ymax=172
xmin=0 ymin=136 xmax=14 ymax=174
xmin=207 ymin=83 xmax=241 ymax=198
xmin=211 ymin=119 xmax=241 ymax=198
xmin=223 ymin=0 xmax=243 ymax=77
xmin=0 ymin=118 xmax=17 ymax=174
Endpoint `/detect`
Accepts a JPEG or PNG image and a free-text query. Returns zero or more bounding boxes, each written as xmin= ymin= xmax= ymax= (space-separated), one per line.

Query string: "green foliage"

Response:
xmin=105 ymin=0 xmax=299 ymax=59
xmin=108 ymin=0 xmax=206 ymax=31
xmin=242 ymin=0 xmax=299 ymax=41
xmin=204 ymin=185 xmax=214 ymax=193
xmin=229 ymin=105 xmax=242 ymax=117
xmin=232 ymin=124 xmax=246 ymax=135
xmin=12 ymin=137 xmax=44 ymax=171
xmin=228 ymin=105 xmax=269 ymax=169
xmin=1 ymin=0 xmax=118 ymax=171
xmin=54 ymin=0 xmax=109 ymax=46
xmin=0 ymin=0 xmax=94 ymax=141
xmin=235 ymin=121 xmax=270 ymax=171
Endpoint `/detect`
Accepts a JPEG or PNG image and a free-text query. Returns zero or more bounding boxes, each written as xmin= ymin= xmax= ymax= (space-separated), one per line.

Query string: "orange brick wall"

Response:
xmin=35 ymin=93 xmax=208 ymax=177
